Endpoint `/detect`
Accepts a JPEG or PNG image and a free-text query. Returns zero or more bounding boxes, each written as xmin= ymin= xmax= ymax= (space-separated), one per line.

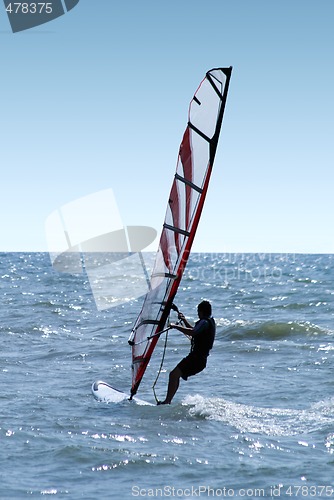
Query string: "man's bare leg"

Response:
xmin=158 ymin=366 xmax=182 ymax=405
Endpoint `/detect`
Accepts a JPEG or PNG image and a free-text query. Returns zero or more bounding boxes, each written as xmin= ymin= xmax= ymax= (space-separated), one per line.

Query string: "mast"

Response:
xmin=128 ymin=67 xmax=232 ymax=398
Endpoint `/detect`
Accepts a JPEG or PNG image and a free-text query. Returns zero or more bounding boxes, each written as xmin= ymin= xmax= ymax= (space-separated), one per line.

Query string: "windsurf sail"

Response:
xmin=128 ymin=67 xmax=232 ymax=398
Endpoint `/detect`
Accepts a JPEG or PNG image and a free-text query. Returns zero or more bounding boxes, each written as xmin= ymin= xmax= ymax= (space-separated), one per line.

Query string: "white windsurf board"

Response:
xmin=91 ymin=380 xmax=154 ymax=406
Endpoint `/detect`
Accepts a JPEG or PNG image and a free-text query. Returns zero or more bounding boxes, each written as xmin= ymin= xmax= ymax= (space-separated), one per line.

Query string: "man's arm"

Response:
xmin=177 ymin=312 xmax=192 ymax=329
xmin=170 ymin=323 xmax=194 ymax=337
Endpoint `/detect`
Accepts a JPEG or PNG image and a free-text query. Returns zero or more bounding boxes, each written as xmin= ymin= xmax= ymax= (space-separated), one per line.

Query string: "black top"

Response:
xmin=190 ymin=317 xmax=216 ymax=359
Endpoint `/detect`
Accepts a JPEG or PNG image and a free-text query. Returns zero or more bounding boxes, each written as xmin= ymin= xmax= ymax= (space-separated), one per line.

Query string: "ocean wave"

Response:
xmin=221 ymin=320 xmax=333 ymax=341
xmin=183 ymin=394 xmax=334 ymax=436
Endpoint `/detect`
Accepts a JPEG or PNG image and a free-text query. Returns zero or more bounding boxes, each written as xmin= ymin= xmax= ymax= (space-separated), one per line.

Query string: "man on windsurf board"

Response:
xmin=157 ymin=300 xmax=216 ymax=405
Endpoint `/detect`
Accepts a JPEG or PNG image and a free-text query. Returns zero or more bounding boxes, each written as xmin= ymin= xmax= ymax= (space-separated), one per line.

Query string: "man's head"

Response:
xmin=197 ymin=300 xmax=212 ymax=318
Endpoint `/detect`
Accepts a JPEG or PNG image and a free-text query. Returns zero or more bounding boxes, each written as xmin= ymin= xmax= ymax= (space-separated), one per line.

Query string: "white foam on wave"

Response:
xmin=183 ymin=394 xmax=334 ymax=436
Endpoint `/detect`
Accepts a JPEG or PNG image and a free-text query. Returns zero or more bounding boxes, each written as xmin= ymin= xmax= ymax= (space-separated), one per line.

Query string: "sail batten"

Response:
xmin=129 ymin=67 xmax=232 ymax=398
xmin=174 ymin=173 xmax=203 ymax=193
xmin=163 ymin=223 xmax=191 ymax=237
xmin=188 ymin=122 xmax=211 ymax=143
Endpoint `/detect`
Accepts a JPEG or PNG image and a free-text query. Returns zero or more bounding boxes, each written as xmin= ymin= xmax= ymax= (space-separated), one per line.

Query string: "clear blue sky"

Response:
xmin=1 ymin=0 xmax=333 ymax=253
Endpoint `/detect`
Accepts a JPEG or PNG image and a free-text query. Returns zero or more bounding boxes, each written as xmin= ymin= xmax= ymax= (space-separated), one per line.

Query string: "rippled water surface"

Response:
xmin=1 ymin=253 xmax=334 ymax=499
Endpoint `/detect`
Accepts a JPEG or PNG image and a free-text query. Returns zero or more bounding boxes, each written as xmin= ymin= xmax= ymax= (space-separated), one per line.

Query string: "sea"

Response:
xmin=1 ymin=252 xmax=334 ymax=499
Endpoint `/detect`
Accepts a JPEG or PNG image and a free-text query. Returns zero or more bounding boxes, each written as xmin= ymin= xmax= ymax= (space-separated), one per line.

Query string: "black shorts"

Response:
xmin=177 ymin=352 xmax=207 ymax=381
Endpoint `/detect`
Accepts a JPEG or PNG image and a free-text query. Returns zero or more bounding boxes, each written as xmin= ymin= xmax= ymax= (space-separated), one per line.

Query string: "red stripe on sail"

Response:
xmin=179 ymin=127 xmax=193 ymax=229
xmin=169 ymin=180 xmax=181 ymax=254
xmin=160 ymin=228 xmax=172 ymax=272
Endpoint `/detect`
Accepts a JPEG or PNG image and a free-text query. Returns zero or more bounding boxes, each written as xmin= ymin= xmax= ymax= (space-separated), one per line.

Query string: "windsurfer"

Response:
xmin=157 ymin=300 xmax=216 ymax=405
